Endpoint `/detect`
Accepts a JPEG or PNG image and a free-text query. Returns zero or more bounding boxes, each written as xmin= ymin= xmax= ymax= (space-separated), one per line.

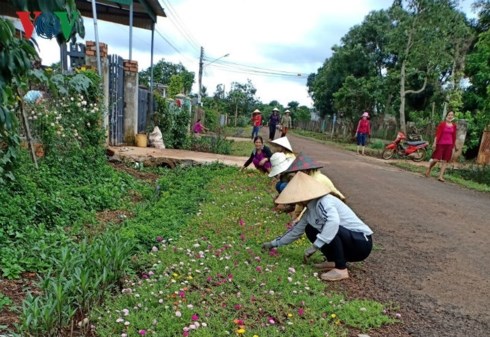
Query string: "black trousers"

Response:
xmin=269 ymin=125 xmax=277 ymax=140
xmin=305 ymin=224 xmax=372 ymax=269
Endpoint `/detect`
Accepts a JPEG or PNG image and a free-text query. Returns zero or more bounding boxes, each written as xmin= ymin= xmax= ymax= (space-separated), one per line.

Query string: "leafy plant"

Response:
xmin=0 ymin=292 xmax=13 ymax=311
xmin=91 ymin=168 xmax=398 ymax=337
xmin=0 ymin=18 xmax=38 ymax=183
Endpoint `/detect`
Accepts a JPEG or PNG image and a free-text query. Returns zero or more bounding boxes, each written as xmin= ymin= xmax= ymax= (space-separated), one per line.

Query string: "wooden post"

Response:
xmin=476 ymin=126 xmax=490 ymax=165
xmin=19 ymin=101 xmax=38 ymax=169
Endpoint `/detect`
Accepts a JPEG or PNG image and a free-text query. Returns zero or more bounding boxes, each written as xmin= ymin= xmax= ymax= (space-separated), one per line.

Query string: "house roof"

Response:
xmin=0 ymin=0 xmax=166 ymax=30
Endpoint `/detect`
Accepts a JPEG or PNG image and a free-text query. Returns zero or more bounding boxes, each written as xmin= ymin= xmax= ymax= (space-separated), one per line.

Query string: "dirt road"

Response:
xmin=285 ymin=133 xmax=490 ymax=337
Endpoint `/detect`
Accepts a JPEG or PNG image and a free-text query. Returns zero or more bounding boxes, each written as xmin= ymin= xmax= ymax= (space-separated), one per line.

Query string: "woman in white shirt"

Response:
xmin=261 ymin=171 xmax=373 ymax=281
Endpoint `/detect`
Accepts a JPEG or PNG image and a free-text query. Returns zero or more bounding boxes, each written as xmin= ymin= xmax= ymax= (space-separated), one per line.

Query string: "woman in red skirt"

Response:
xmin=425 ymin=111 xmax=458 ymax=182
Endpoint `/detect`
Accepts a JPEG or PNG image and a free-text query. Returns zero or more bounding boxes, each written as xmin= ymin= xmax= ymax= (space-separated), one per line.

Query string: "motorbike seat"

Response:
xmin=406 ymin=140 xmax=427 ymax=146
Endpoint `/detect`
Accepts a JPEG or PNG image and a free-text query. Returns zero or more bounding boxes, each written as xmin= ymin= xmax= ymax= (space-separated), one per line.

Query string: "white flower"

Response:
xmin=175 ymin=311 xmax=182 ymax=317
xmin=124 ymin=321 xmax=130 ymax=326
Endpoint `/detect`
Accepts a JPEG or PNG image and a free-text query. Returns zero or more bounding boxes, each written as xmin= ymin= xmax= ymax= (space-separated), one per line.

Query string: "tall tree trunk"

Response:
xmin=399 ymin=60 xmax=407 ymax=134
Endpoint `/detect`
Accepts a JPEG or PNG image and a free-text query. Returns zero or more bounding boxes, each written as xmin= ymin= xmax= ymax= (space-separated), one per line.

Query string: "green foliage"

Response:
xmin=168 ymin=74 xmax=185 ymax=97
xmin=0 ymin=18 xmax=38 ymax=183
xmin=19 ymin=232 xmax=134 ymax=337
xmin=448 ymin=165 xmax=490 ymax=185
xmin=120 ymin=164 xmax=236 ymax=249
xmin=336 ymin=299 xmax=397 ymax=330
xmin=0 ymin=292 xmax=13 ymax=312
xmin=139 ymin=59 xmax=194 ymax=95
xmin=92 ymin=169 xmax=397 ymax=336
xmin=0 ymin=149 xmax=137 ymax=277
xmin=184 ymin=133 xmax=233 ymax=155
xmin=153 ymin=95 xmax=191 ymax=149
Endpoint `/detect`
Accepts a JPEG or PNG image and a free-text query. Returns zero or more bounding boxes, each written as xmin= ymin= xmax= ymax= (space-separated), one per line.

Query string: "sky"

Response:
xmin=19 ymin=0 xmax=477 ymax=108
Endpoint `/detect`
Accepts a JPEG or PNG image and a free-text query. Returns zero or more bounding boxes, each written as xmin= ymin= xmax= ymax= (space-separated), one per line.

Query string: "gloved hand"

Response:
xmin=261 ymin=241 xmax=275 ymax=251
xmin=303 ymin=245 xmax=318 ymax=263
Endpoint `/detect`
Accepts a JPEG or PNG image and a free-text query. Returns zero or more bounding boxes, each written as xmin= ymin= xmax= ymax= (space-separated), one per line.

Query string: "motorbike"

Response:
xmin=382 ymin=131 xmax=428 ymax=162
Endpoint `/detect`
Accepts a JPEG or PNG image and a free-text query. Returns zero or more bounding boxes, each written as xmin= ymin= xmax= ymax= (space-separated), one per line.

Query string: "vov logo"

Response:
xmin=16 ymin=11 xmax=79 ymax=40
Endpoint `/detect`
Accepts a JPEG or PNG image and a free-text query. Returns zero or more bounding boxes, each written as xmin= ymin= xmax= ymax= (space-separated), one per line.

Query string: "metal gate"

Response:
xmin=138 ymin=87 xmax=150 ymax=133
xmin=109 ymin=54 xmax=125 ymax=145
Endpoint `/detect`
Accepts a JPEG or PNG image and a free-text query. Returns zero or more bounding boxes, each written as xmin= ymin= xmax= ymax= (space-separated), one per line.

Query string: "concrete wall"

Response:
xmin=84 ymin=41 xmax=110 ymax=144
xmin=123 ymin=60 xmax=139 ymax=145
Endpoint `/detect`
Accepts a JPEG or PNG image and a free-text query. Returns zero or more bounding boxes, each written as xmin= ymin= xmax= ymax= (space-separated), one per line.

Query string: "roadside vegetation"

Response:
xmin=1 ymin=150 xmax=401 ymax=336
xmin=290 ymin=129 xmax=490 ymax=193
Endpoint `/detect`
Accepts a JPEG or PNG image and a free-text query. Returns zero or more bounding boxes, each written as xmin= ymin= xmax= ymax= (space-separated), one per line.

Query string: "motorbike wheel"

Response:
xmin=382 ymin=148 xmax=395 ymax=160
xmin=411 ymin=148 xmax=427 ymax=162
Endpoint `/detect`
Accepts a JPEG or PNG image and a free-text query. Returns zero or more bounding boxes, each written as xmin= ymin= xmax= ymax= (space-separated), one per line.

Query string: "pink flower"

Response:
xmin=268 ymin=317 xmax=275 ymax=324
xmin=234 ymin=304 xmax=242 ymax=310
xmin=239 ymin=218 xmax=245 ymax=226
xmin=256 ymin=266 xmax=263 ymax=272
xmin=179 ymin=290 xmax=186 ymax=298
xmin=183 ymin=331 xmax=189 ymax=337
xmin=156 ymin=236 xmax=163 ymax=242
xmin=268 ymin=248 xmax=279 ymax=257
xmin=298 ymin=308 xmax=304 ymax=317
xmin=191 ymin=314 xmax=199 ymax=321
xmin=138 ymin=330 xmax=146 ymax=335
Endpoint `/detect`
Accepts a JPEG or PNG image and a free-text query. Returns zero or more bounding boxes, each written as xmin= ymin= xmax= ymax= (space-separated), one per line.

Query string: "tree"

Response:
xmin=0 ymin=18 xmax=39 ymax=182
xmin=308 ymin=9 xmax=392 ymax=120
xmin=139 ymin=59 xmax=195 ymax=95
xmin=463 ymin=2 xmax=490 ymax=151
xmin=387 ymin=0 xmax=469 ymax=133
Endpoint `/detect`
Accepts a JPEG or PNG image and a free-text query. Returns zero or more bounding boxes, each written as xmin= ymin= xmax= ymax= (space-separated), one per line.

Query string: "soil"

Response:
xmin=1 ymin=133 xmax=489 ymax=337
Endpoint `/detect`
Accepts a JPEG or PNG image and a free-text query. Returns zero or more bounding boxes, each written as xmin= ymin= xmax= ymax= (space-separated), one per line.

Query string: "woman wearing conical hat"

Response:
xmin=270 ymin=136 xmax=295 ymax=159
xmin=251 ymin=109 xmax=262 ymax=140
xmin=283 ymin=152 xmax=345 ymax=201
xmin=261 ymin=172 xmax=373 ymax=281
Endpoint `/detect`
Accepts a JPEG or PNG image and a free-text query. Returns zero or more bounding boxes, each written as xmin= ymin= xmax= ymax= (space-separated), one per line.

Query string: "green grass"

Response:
xmin=392 ymin=162 xmax=490 ymax=192
xmin=91 ymin=168 xmax=398 ymax=337
xmin=230 ymin=140 xmax=253 ymax=157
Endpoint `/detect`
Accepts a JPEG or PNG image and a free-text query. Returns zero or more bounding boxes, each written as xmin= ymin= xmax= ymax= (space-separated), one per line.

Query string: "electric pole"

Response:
xmin=198 ymin=46 xmax=204 ymax=106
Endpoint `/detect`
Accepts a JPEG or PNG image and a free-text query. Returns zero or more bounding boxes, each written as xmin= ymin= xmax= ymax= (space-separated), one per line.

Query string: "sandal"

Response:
xmin=438 ymin=178 xmax=445 ymax=182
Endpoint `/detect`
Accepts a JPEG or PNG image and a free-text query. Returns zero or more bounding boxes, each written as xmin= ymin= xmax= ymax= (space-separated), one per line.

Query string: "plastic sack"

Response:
xmin=149 ymin=126 xmax=165 ymax=149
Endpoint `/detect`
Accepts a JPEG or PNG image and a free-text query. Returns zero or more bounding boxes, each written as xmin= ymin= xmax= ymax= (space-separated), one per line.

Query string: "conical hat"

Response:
xmin=284 ymin=152 xmax=323 ymax=173
xmin=275 ymin=172 xmax=331 ymax=204
xmin=268 ymin=152 xmax=295 ymax=177
xmin=252 ymin=109 xmax=261 ymax=114
xmin=271 ymin=137 xmax=293 ymax=152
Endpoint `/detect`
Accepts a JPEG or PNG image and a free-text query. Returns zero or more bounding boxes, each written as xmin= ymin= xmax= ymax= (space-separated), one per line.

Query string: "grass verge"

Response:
xmin=91 ymin=167 xmax=398 ymax=336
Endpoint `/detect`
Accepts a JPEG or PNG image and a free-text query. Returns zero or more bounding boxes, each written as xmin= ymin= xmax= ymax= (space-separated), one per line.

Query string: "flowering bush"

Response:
xmin=26 ymin=69 xmax=105 ymax=156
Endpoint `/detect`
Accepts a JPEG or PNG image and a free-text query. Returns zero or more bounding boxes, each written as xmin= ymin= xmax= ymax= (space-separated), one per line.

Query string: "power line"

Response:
xmin=160 ymin=0 xmax=201 ymax=52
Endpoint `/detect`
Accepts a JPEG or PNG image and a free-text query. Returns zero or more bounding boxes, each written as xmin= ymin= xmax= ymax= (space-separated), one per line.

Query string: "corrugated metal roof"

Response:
xmin=0 ymin=0 xmax=166 ymax=30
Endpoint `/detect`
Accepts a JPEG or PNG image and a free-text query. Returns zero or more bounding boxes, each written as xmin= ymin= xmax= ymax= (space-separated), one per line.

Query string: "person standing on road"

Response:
xmin=261 ymin=172 xmax=373 ymax=281
xmin=241 ymin=136 xmax=272 ymax=173
xmin=251 ymin=109 xmax=262 ymax=140
xmin=425 ymin=110 xmax=458 ymax=182
xmin=280 ymin=110 xmax=292 ymax=137
xmin=268 ymin=108 xmax=281 ymax=141
xmin=355 ymin=112 xmax=371 ymax=155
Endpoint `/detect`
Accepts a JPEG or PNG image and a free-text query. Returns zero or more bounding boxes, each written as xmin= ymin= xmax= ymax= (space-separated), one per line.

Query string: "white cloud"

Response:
xmin=31 ymin=0 xmax=406 ymax=107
